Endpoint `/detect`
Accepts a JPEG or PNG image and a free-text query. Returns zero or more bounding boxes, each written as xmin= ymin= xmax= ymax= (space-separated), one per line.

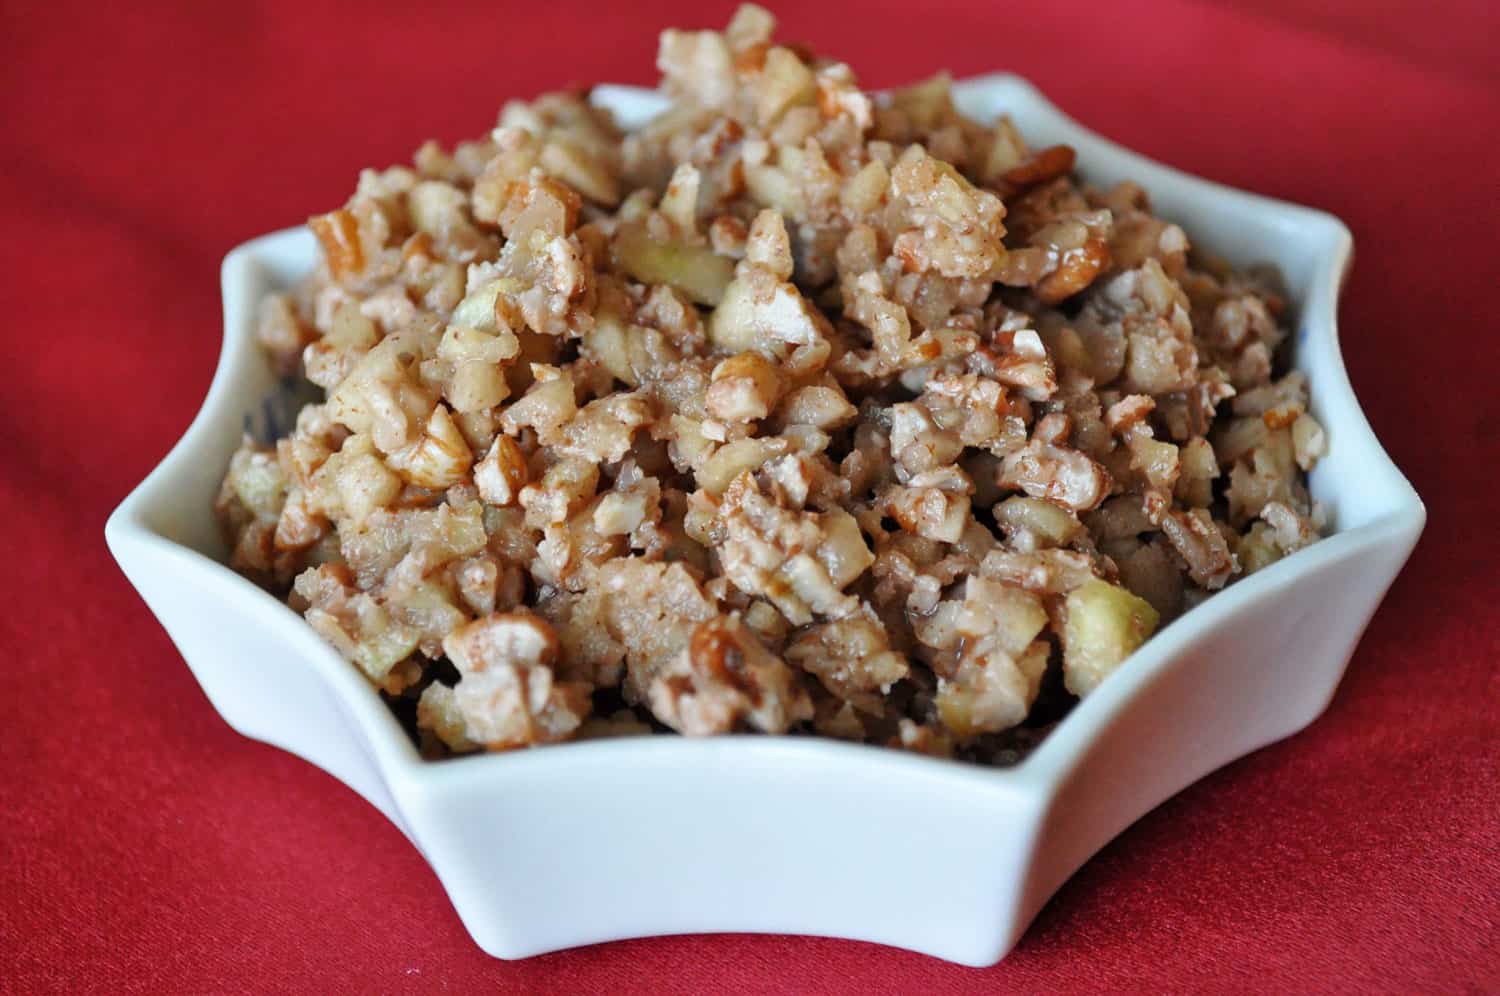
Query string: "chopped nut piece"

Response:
xmin=417 ymin=683 xmax=481 ymax=754
xmin=1000 ymin=439 xmax=1110 ymax=512
xmin=881 ymin=479 xmax=972 ymax=543
xmin=1161 ymin=507 xmax=1238 ymax=589
xmin=999 ymin=144 xmax=1075 ymax=191
xmin=387 ymin=404 xmax=473 ymax=489
xmin=994 ymin=495 xmax=1082 ymax=550
xmin=786 ymin=608 xmax=909 ymax=713
xmin=308 ymin=209 xmax=364 ymax=280
xmin=442 ymin=612 xmax=592 ymax=749
xmin=717 ymin=473 xmax=871 ymax=624
xmin=706 ymin=351 xmax=782 ymax=422
xmin=473 ymin=434 xmax=529 ymax=506
xmin=1291 ymin=412 xmax=1327 ymax=471
xmin=648 ymin=615 xmax=812 ymax=734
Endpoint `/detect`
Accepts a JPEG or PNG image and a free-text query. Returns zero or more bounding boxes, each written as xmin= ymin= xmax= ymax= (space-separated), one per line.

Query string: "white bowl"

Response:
xmin=105 ymin=75 xmax=1424 ymax=966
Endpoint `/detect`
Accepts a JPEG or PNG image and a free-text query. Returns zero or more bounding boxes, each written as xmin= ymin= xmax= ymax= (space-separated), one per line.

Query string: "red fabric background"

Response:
xmin=3 ymin=1 xmax=1497 ymax=991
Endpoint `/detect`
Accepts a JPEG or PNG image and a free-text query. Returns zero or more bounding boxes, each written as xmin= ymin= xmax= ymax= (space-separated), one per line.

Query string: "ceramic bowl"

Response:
xmin=105 ymin=75 xmax=1424 ymax=966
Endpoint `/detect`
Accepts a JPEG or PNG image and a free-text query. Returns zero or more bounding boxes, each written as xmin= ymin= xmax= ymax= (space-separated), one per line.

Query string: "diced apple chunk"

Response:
xmin=451 ymin=277 xmax=523 ymax=332
xmin=613 ymin=226 xmax=734 ymax=306
xmin=1062 ymin=578 xmax=1160 ymax=696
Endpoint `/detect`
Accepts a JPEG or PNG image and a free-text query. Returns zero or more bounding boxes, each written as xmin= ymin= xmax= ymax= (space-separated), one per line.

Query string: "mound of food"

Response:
xmin=216 ymin=5 xmax=1325 ymax=762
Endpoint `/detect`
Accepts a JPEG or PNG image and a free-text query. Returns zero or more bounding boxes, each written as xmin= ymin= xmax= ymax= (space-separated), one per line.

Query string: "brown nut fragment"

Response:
xmin=998 ymin=144 xmax=1076 ymax=193
xmin=716 ymin=473 xmax=872 ymax=624
xmin=706 ymin=351 xmax=782 ymax=422
xmin=416 ymin=684 xmax=480 ymax=754
xmin=986 ymin=329 xmax=1058 ymax=401
xmin=1291 ymin=412 xmax=1326 ymax=471
xmin=1035 ymin=237 xmax=1111 ymax=305
xmin=785 ymin=608 xmax=909 ymax=714
xmin=1104 ymin=394 xmax=1156 ymax=435
xmin=880 ymin=480 xmax=972 ymax=543
xmin=978 ymin=547 xmax=1100 ymax=595
xmin=1161 ymin=508 xmax=1237 ymax=589
xmin=999 ymin=439 xmax=1110 ymax=512
xmin=775 ymin=384 xmax=858 ymax=430
xmin=309 ymin=209 xmax=364 ymax=280
xmin=993 ymin=495 xmax=1082 ymax=550
xmin=474 ymin=434 xmax=529 ymax=506
xmin=647 ymin=615 xmax=812 ymax=735
xmin=1260 ymin=500 xmax=1319 ymax=556
xmin=442 ymin=612 xmax=592 ymax=749
xmin=387 ymin=405 xmax=473 ymax=489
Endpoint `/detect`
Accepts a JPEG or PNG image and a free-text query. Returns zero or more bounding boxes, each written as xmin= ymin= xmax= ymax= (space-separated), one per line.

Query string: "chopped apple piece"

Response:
xmin=1062 ymin=578 xmax=1160 ymax=696
xmin=613 ymin=226 xmax=734 ymax=306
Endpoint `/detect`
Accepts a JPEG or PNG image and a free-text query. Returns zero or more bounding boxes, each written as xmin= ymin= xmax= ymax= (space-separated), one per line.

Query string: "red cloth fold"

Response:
xmin=3 ymin=1 xmax=1496 ymax=991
